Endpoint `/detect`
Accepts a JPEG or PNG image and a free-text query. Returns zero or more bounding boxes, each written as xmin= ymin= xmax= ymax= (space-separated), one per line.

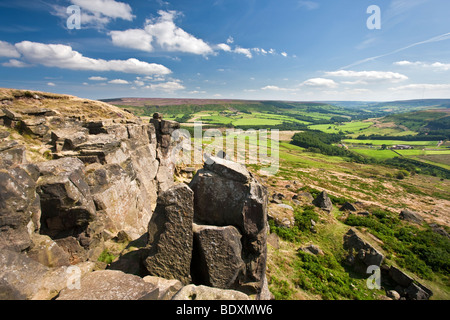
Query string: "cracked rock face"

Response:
xmin=144 ymin=183 xmax=195 ymax=285
xmin=189 ymin=156 xmax=268 ymax=295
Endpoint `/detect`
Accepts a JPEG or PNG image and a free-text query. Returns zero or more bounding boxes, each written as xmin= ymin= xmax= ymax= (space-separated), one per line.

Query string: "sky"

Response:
xmin=0 ymin=0 xmax=450 ymax=101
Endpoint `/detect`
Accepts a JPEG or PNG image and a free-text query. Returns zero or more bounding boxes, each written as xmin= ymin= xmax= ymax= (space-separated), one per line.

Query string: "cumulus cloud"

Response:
xmin=89 ymin=76 xmax=108 ymax=81
xmin=1 ymin=59 xmax=30 ymax=67
xmin=71 ymin=0 xmax=134 ymax=21
xmin=325 ymin=70 xmax=408 ymax=82
xmin=51 ymin=0 xmax=134 ymax=29
xmin=110 ymin=10 xmax=213 ymax=55
xmin=234 ymin=47 xmax=252 ymax=59
xmin=394 ymin=60 xmax=450 ymax=71
xmin=144 ymin=80 xmax=185 ymax=92
xmin=261 ymin=85 xmax=290 ymax=91
xmin=109 ymin=29 xmax=154 ymax=52
xmin=390 ymin=83 xmax=450 ymax=91
xmin=0 ymin=40 xmax=20 ymax=58
xmin=9 ymin=41 xmax=171 ymax=75
xmin=108 ymin=79 xmax=129 ymax=84
xmin=301 ymin=78 xmax=338 ymax=88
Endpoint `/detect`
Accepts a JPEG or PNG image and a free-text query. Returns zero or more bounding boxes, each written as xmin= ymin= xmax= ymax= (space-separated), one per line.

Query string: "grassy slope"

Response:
xmin=255 ymin=137 xmax=450 ymax=300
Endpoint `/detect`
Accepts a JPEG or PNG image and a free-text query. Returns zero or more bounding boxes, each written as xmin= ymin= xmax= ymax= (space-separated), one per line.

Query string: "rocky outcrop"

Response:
xmin=172 ymin=284 xmax=250 ymax=300
xmin=399 ymin=209 xmax=423 ymax=225
xmin=312 ymin=190 xmax=333 ymax=212
xmin=144 ymin=183 xmax=194 ymax=285
xmin=381 ymin=266 xmax=433 ymax=300
xmin=189 ymin=156 xmax=268 ymax=296
xmin=57 ymin=270 xmax=159 ymax=300
xmin=0 ymin=91 xmax=270 ymax=300
xmin=191 ymin=224 xmax=245 ymax=289
xmin=343 ymin=228 xmax=385 ymax=273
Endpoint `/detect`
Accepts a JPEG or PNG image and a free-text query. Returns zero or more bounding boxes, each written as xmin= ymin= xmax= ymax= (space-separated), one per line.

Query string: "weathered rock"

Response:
xmin=389 ymin=266 xmax=414 ymax=287
xmin=144 ymin=183 xmax=194 ymax=284
xmin=86 ymin=163 xmax=150 ymax=239
xmin=189 ymin=156 xmax=268 ymax=295
xmin=300 ymin=244 xmax=324 ymax=256
xmin=191 ymin=224 xmax=245 ymax=289
xmin=404 ymin=282 xmax=432 ymax=300
xmin=26 ymin=234 xmax=71 ymax=267
xmin=386 ymin=290 xmax=401 ymax=300
xmin=36 ymin=157 xmax=96 ymax=239
xmin=312 ymin=191 xmax=333 ymax=212
xmin=267 ymin=233 xmax=280 ymax=250
xmin=0 ymin=249 xmax=94 ymax=300
xmin=343 ymin=228 xmax=384 ymax=273
xmin=57 ymin=270 xmax=158 ymax=300
xmin=172 ymin=284 xmax=250 ymax=301
xmin=399 ymin=209 xmax=424 ymax=225
xmin=0 ymin=167 xmax=40 ymax=251
xmin=143 ymin=276 xmax=183 ymax=300
xmin=0 ymin=140 xmax=27 ymax=168
xmin=268 ymin=203 xmax=295 ymax=228
xmin=340 ymin=202 xmax=357 ymax=212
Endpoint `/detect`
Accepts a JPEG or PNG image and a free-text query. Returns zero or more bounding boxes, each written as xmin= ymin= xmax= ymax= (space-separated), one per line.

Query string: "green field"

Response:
xmin=343 ymin=139 xmax=439 ymax=146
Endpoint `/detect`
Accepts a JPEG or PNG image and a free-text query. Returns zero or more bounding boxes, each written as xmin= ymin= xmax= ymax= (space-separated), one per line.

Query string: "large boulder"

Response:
xmin=172 ymin=284 xmax=250 ymax=301
xmin=399 ymin=209 xmax=423 ymax=225
xmin=0 ymin=166 xmax=40 ymax=251
xmin=0 ymin=249 xmax=94 ymax=300
xmin=343 ymin=228 xmax=385 ymax=274
xmin=144 ymin=183 xmax=194 ymax=285
xmin=189 ymin=156 xmax=268 ymax=295
xmin=36 ymin=157 xmax=96 ymax=239
xmin=191 ymin=224 xmax=245 ymax=289
xmin=312 ymin=190 xmax=333 ymax=212
xmin=86 ymin=163 xmax=150 ymax=239
xmin=57 ymin=270 xmax=159 ymax=300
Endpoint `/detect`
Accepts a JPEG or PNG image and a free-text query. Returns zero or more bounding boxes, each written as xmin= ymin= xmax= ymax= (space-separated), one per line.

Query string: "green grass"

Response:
xmin=309 ymin=121 xmax=373 ymax=134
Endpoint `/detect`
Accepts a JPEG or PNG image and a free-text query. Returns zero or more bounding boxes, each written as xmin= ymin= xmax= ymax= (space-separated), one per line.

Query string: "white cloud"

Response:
xmin=108 ymin=79 xmax=129 ymax=84
xmin=2 ymin=59 xmax=30 ymax=67
xmin=13 ymin=41 xmax=171 ymax=75
xmin=110 ymin=10 xmax=213 ymax=55
xmin=0 ymin=40 xmax=20 ymax=58
xmin=51 ymin=0 xmax=134 ymax=29
xmin=145 ymin=80 xmax=185 ymax=92
xmin=109 ymin=29 xmax=154 ymax=52
xmin=47 ymin=82 xmax=56 ymax=86
xmin=390 ymin=83 xmax=450 ymax=91
xmin=234 ymin=47 xmax=252 ymax=59
xmin=216 ymin=43 xmax=232 ymax=52
xmin=71 ymin=0 xmax=134 ymax=21
xmin=261 ymin=85 xmax=290 ymax=91
xmin=89 ymin=76 xmax=108 ymax=81
xmin=281 ymin=52 xmax=288 ymax=57
xmin=301 ymin=78 xmax=338 ymax=88
xmin=394 ymin=60 xmax=450 ymax=71
xmin=325 ymin=70 xmax=408 ymax=82
xmin=226 ymin=36 xmax=234 ymax=44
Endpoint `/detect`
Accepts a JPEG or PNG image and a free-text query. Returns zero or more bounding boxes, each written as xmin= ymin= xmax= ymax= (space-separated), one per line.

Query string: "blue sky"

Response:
xmin=0 ymin=0 xmax=450 ymax=101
